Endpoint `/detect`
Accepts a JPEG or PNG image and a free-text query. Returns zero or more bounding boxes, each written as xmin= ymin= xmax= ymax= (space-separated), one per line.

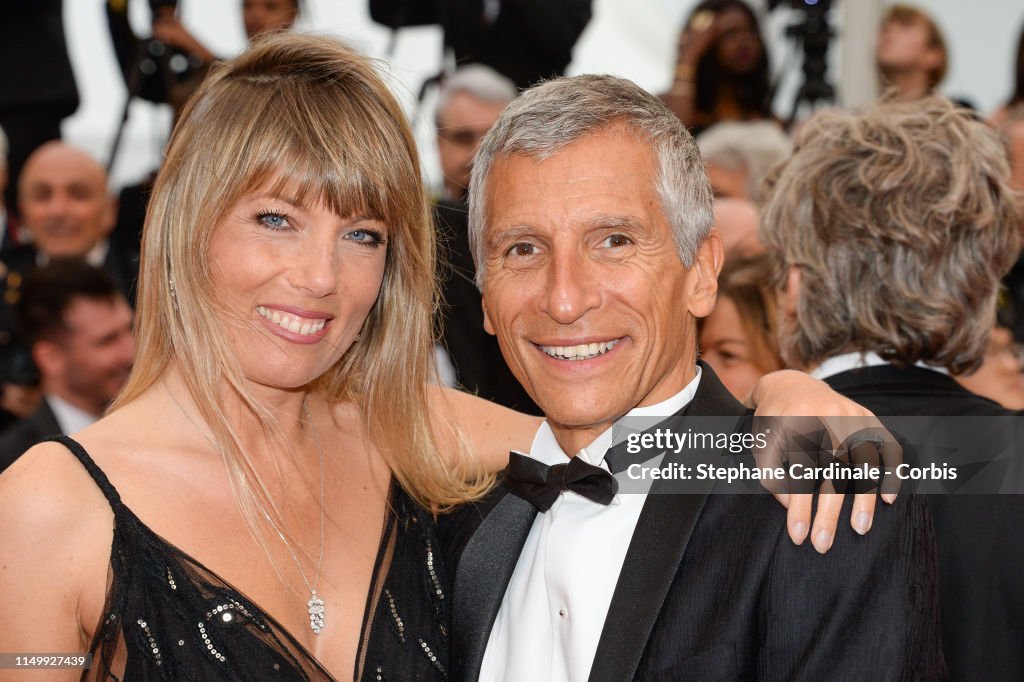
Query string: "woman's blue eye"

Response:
xmin=347 ymin=229 xmax=385 ymax=247
xmin=256 ymin=211 xmax=290 ymax=230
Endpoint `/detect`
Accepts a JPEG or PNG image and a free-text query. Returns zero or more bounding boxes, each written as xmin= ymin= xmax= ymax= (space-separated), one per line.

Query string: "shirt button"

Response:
xmin=558 ymin=607 xmax=567 ymax=617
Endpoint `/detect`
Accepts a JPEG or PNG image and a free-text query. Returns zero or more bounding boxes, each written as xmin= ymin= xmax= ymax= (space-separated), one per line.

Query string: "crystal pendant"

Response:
xmin=308 ymin=592 xmax=326 ymax=634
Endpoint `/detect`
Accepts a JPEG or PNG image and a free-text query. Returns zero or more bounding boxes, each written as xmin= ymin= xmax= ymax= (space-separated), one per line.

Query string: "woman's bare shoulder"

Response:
xmin=0 ymin=439 xmax=113 ymax=532
xmin=0 ymin=441 xmax=114 ymax=650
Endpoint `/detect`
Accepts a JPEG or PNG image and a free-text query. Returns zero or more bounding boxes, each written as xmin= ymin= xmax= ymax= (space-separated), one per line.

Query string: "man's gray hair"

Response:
xmin=697 ymin=120 xmax=791 ymax=203
xmin=761 ymin=96 xmax=1023 ymax=374
xmin=468 ymin=74 xmax=713 ymax=287
xmin=435 ymin=64 xmax=517 ymax=125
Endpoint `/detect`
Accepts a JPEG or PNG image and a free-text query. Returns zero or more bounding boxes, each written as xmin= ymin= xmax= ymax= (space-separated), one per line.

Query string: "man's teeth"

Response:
xmin=541 ymin=339 xmax=620 ymax=360
xmin=256 ymin=306 xmax=326 ymax=336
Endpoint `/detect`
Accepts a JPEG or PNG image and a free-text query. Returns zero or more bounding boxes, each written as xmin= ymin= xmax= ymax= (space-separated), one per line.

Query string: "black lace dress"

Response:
xmin=49 ymin=436 xmax=450 ymax=681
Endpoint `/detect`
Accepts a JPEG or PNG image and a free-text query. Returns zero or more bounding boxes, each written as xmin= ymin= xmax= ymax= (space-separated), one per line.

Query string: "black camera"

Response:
xmin=767 ymin=0 xmax=831 ymax=11
xmin=767 ymin=0 xmax=838 ymax=122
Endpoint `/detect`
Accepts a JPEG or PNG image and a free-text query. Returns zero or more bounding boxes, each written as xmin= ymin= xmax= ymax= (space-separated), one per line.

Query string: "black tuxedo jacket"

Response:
xmin=0 ymin=398 xmax=61 ymax=473
xmin=824 ymin=364 xmax=1024 ymax=682
xmin=442 ymin=365 xmax=945 ymax=681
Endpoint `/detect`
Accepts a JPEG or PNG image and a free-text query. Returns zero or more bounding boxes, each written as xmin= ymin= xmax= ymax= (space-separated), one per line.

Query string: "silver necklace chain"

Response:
xmin=165 ymin=384 xmax=328 ymax=634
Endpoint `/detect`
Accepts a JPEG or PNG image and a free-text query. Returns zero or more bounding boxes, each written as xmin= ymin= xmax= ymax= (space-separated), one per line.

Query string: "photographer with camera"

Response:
xmin=107 ymin=0 xmax=298 ymax=114
xmin=660 ymin=0 xmax=774 ymax=136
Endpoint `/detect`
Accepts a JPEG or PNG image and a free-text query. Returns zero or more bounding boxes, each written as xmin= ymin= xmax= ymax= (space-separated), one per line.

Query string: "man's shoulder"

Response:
xmin=826 ymin=365 xmax=1015 ymax=417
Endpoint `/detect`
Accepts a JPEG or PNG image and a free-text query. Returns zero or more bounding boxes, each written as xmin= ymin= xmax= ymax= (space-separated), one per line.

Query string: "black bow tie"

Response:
xmin=505 ymin=451 xmax=619 ymax=512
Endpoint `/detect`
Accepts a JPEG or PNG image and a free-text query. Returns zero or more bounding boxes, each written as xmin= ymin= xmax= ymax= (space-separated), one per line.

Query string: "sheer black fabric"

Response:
xmin=48 ymin=436 xmax=449 ymax=681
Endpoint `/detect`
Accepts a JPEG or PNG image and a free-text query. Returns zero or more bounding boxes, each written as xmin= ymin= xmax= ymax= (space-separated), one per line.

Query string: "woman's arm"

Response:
xmin=428 ymin=385 xmax=542 ymax=474
xmin=748 ymin=370 xmax=901 ymax=553
xmin=659 ymin=11 xmax=720 ymax=128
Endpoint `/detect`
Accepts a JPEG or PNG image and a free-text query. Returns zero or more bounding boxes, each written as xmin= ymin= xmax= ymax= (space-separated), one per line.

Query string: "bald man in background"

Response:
xmin=11 ymin=142 xmax=138 ymax=301
xmin=0 ymin=143 xmax=139 ymax=427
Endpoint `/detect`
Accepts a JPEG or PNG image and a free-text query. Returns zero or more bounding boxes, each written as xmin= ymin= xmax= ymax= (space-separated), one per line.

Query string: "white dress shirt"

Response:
xmin=35 ymin=239 xmax=109 ymax=268
xmin=47 ymin=393 xmax=99 ymax=436
xmin=479 ymin=367 xmax=703 ymax=682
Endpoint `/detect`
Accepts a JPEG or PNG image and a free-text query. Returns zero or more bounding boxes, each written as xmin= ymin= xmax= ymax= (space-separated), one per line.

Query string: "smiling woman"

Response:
xmin=0 ymin=33 xmax=535 ymax=681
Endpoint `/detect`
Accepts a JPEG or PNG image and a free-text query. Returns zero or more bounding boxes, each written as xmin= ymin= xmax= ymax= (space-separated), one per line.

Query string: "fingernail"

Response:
xmin=882 ymin=492 xmax=897 ymax=504
xmin=854 ymin=511 xmax=872 ymax=535
xmin=792 ymin=521 xmax=808 ymax=544
xmin=813 ymin=529 xmax=833 ymax=554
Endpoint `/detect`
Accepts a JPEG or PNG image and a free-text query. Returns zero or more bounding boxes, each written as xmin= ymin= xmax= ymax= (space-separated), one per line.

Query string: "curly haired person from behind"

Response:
xmin=763 ymin=96 xmax=1024 ymax=681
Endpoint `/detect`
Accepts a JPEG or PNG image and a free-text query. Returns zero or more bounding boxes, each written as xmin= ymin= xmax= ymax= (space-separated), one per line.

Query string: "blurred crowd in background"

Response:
xmin=1 ymin=0 xmax=1024 ymax=469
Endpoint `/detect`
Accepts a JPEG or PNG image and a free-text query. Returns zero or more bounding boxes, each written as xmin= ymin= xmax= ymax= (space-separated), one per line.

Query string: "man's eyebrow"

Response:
xmin=67 ymin=181 xmax=99 ymax=195
xmin=487 ymin=225 xmax=536 ymax=249
xmin=588 ymin=214 xmax=646 ymax=231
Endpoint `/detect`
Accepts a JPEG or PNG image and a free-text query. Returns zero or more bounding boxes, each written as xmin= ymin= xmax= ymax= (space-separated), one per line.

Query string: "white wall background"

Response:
xmin=59 ymin=0 xmax=1024 ymax=193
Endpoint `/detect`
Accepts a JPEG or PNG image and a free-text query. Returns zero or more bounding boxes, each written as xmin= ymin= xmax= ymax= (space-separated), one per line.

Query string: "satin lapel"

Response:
xmin=589 ymin=364 xmax=748 ymax=682
xmin=451 ymin=492 xmax=538 ymax=681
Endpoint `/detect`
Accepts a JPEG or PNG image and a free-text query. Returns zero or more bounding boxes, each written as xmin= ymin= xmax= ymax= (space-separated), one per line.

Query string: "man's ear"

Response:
xmin=101 ymin=195 xmax=118 ymax=237
xmin=686 ymin=230 xmax=724 ymax=319
xmin=31 ymin=340 xmax=64 ymax=380
xmin=782 ymin=264 xmax=802 ymax=321
xmin=482 ymin=293 xmax=495 ymax=336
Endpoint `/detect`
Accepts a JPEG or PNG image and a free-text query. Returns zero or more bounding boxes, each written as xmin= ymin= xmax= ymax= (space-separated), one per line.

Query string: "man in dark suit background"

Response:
xmin=0 ymin=0 xmax=79 ymax=214
xmin=431 ymin=65 xmax=539 ymax=412
xmin=0 ymin=261 xmax=134 ymax=473
xmin=761 ymin=96 xmax=1024 ymax=681
xmin=369 ymin=0 xmax=592 ymax=91
xmin=442 ymin=75 xmax=944 ymax=681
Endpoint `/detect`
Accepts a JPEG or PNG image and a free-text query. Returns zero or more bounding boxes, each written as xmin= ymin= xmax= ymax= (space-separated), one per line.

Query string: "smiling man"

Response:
xmin=14 ymin=142 xmax=138 ymax=302
xmin=443 ymin=74 xmax=944 ymax=681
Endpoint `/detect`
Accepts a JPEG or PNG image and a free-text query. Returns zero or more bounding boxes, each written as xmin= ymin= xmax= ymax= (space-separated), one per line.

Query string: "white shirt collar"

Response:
xmin=810 ymin=351 xmax=949 ymax=380
xmin=36 ymin=239 xmax=109 ymax=268
xmin=526 ymin=365 xmax=703 ymax=468
xmin=46 ymin=393 xmax=100 ymax=435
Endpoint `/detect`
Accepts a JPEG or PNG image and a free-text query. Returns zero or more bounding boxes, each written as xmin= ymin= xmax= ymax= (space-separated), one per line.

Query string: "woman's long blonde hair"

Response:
xmin=114 ymin=34 xmax=486 ymax=527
